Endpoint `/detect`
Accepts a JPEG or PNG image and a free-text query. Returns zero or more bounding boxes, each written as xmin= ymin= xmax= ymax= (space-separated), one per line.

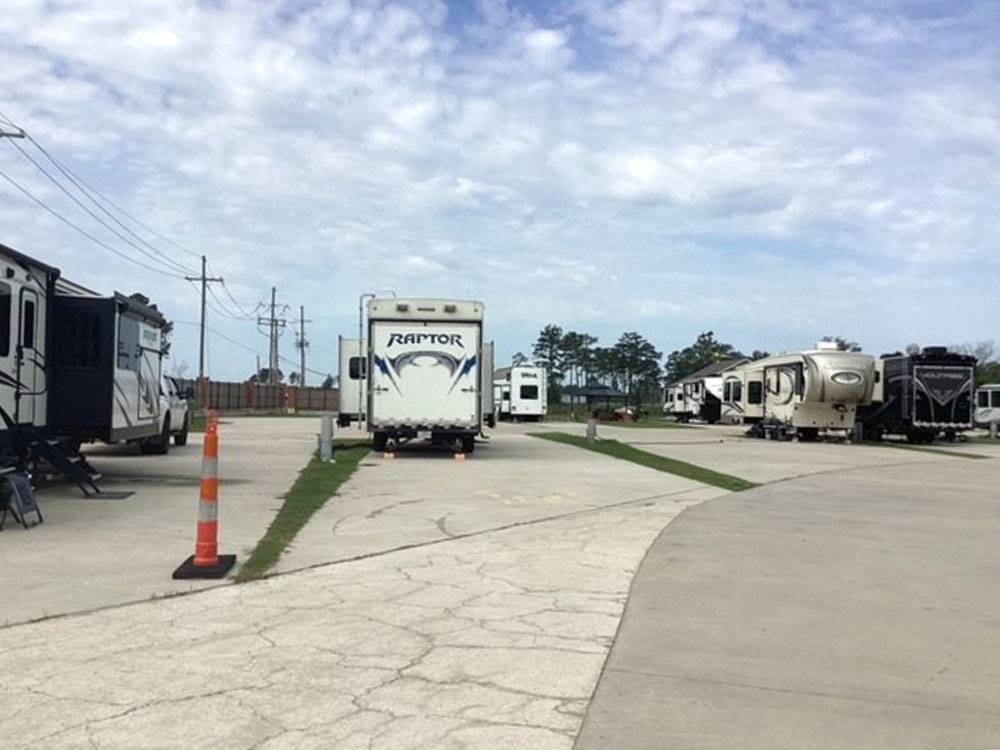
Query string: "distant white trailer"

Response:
xmin=367 ymin=298 xmax=487 ymax=453
xmin=337 ymin=336 xmax=367 ymax=427
xmin=493 ymin=364 xmax=547 ymax=421
xmin=662 ymin=383 xmax=693 ymax=421
xmin=746 ymin=348 xmax=876 ymax=440
xmin=975 ymin=383 xmax=1000 ymax=427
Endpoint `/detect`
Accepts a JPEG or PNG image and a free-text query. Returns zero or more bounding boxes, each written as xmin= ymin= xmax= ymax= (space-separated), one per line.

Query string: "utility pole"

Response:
xmin=256 ymin=287 xmax=287 ymax=385
xmin=184 ymin=255 xmax=223 ymax=383
xmin=295 ymin=306 xmax=312 ymax=387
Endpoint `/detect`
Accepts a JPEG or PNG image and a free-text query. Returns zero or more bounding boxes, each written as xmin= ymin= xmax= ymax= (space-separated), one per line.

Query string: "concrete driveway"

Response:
xmin=1 ymin=416 xmax=317 ymax=625
xmin=576 ymin=451 xmax=1000 ymax=749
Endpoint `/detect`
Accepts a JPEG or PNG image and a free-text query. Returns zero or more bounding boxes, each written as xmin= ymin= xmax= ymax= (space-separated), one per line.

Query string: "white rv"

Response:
xmin=493 ymin=364 xmax=547 ymax=421
xmin=747 ymin=347 xmax=876 ymax=440
xmin=337 ymin=335 xmax=367 ymax=427
xmin=366 ymin=298 xmax=488 ymax=453
xmin=663 ymin=384 xmax=693 ymax=421
xmin=667 ymin=359 xmax=748 ymax=424
xmin=0 ymin=243 xmax=60 ymax=465
xmin=50 ymin=286 xmax=172 ymax=454
xmin=974 ymin=384 xmax=1000 ymax=427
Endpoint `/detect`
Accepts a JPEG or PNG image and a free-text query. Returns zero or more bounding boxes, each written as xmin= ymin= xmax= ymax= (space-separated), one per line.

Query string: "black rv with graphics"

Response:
xmin=858 ymin=347 xmax=976 ymax=443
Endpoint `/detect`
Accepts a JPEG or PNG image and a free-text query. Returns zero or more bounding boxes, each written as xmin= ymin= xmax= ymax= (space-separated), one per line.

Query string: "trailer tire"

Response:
xmin=174 ymin=414 xmax=189 ymax=446
xmin=140 ymin=416 xmax=171 ymax=456
xmin=797 ymin=428 xmax=819 ymax=442
xmin=373 ymin=432 xmax=388 ymax=453
xmin=461 ymin=435 xmax=475 ymax=454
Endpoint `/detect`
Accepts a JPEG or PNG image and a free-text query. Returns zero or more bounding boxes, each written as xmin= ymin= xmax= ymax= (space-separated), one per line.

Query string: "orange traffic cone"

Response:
xmin=173 ymin=411 xmax=236 ymax=579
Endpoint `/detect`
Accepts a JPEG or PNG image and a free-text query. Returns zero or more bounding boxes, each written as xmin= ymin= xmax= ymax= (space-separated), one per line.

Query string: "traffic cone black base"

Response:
xmin=172 ymin=554 xmax=237 ymax=580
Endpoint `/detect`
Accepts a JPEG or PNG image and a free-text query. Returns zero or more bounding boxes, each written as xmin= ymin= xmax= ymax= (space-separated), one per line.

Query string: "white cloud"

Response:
xmin=0 ymin=0 xmax=997 ymax=376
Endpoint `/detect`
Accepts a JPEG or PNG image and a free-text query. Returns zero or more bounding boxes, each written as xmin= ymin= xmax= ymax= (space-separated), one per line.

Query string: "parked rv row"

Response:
xmin=0 ymin=243 xmax=188 ymax=494
xmin=337 ymin=297 xmax=549 ymax=452
xmin=665 ymin=343 xmax=986 ymax=443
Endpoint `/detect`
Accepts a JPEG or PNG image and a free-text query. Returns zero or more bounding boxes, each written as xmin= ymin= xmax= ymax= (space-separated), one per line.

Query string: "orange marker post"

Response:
xmin=173 ymin=411 xmax=237 ymax=579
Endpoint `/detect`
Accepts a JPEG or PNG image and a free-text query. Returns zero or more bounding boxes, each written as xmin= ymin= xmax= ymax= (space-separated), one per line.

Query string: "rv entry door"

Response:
xmin=137 ymin=322 xmax=163 ymax=422
xmin=17 ymin=288 xmax=42 ymax=425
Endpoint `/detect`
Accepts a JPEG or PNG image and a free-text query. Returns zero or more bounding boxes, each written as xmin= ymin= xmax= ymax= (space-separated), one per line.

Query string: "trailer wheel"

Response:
xmin=797 ymin=428 xmax=819 ymax=442
xmin=373 ymin=432 xmax=388 ymax=453
xmin=174 ymin=414 xmax=190 ymax=446
xmin=461 ymin=435 xmax=475 ymax=454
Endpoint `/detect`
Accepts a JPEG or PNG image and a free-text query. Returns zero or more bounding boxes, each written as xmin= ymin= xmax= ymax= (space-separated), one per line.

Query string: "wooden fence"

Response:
xmin=176 ymin=379 xmax=339 ymax=413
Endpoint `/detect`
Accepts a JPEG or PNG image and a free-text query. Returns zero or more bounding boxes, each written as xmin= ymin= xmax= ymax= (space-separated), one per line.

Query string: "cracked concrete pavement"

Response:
xmin=0 ymin=480 xmax=722 ymax=749
xmin=4 ymin=419 xmax=996 ymax=748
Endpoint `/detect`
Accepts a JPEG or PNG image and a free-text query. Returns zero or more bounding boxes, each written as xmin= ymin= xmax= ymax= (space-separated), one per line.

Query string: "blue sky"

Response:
xmin=1 ymin=0 xmax=998 ymax=380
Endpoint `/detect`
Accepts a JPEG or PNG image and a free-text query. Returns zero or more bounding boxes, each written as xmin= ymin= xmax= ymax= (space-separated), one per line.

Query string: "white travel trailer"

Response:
xmin=975 ymin=384 xmax=1000 ymax=427
xmin=663 ymin=383 xmax=693 ymax=421
xmin=50 ymin=284 xmax=172 ymax=454
xmin=747 ymin=347 xmax=876 ymax=440
xmin=667 ymin=359 xmax=748 ymax=423
xmin=366 ymin=298 xmax=488 ymax=453
xmin=337 ymin=336 xmax=367 ymax=427
xmin=493 ymin=364 xmax=547 ymax=421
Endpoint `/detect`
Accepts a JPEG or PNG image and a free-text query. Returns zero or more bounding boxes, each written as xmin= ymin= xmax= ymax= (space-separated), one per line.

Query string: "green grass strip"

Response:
xmin=236 ymin=443 xmax=370 ymax=581
xmin=529 ymin=432 xmax=757 ymax=492
xmin=874 ymin=442 xmax=991 ymax=460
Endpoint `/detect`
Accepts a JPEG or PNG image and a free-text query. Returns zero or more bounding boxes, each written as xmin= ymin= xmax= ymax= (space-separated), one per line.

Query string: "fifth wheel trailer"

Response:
xmin=976 ymin=384 xmax=1000 ymax=427
xmin=747 ymin=347 xmax=876 ymax=440
xmin=366 ymin=298 xmax=488 ymax=453
xmin=857 ymin=347 xmax=976 ymax=442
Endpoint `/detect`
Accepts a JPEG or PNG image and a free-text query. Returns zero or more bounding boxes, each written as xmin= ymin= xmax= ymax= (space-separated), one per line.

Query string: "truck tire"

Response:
xmin=373 ymin=432 xmax=388 ymax=453
xmin=461 ymin=435 xmax=475 ymax=454
xmin=140 ymin=415 xmax=171 ymax=456
xmin=174 ymin=414 xmax=190 ymax=446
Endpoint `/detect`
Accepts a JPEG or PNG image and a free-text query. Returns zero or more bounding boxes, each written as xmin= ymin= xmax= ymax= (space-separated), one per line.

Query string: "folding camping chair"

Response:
xmin=0 ymin=469 xmax=42 ymax=530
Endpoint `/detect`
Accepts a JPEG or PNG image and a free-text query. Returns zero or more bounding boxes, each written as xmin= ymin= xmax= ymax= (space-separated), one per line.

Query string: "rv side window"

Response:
xmin=348 ymin=356 xmax=366 ymax=380
xmin=993 ymin=391 xmax=1000 ymax=408
xmin=503 ymin=390 xmax=510 ymax=400
xmin=793 ymin=364 xmax=804 ymax=397
xmin=520 ymin=385 xmax=539 ymax=400
xmin=723 ymin=382 xmax=731 ymax=401
xmin=748 ymin=382 xmax=763 ymax=404
xmin=979 ymin=391 xmax=989 ymax=408
xmin=0 ymin=283 xmax=10 ymax=357
xmin=117 ymin=316 xmax=140 ymax=372
xmin=22 ymin=299 xmax=36 ymax=350
xmin=733 ymin=381 xmax=742 ymax=402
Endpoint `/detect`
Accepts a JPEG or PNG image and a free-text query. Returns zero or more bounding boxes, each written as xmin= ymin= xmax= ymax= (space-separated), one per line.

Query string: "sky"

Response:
xmin=1 ymin=0 xmax=998 ymax=381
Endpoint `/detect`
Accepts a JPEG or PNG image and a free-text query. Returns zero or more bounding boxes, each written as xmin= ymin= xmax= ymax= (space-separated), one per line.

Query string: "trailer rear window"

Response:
xmin=0 ymin=283 xmax=9 ymax=357
xmin=748 ymin=382 xmax=763 ymax=404
xmin=520 ymin=385 xmax=539 ymax=400
xmin=348 ymin=356 xmax=366 ymax=380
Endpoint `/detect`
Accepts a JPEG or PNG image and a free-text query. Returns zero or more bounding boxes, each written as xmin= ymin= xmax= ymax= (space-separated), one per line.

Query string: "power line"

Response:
xmin=3 ymin=137 xmax=192 ymax=277
xmin=0 ymin=166 xmax=189 ymax=278
xmin=16 ymin=134 xmax=195 ymax=275
xmin=0 ymin=107 xmax=204 ymax=263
